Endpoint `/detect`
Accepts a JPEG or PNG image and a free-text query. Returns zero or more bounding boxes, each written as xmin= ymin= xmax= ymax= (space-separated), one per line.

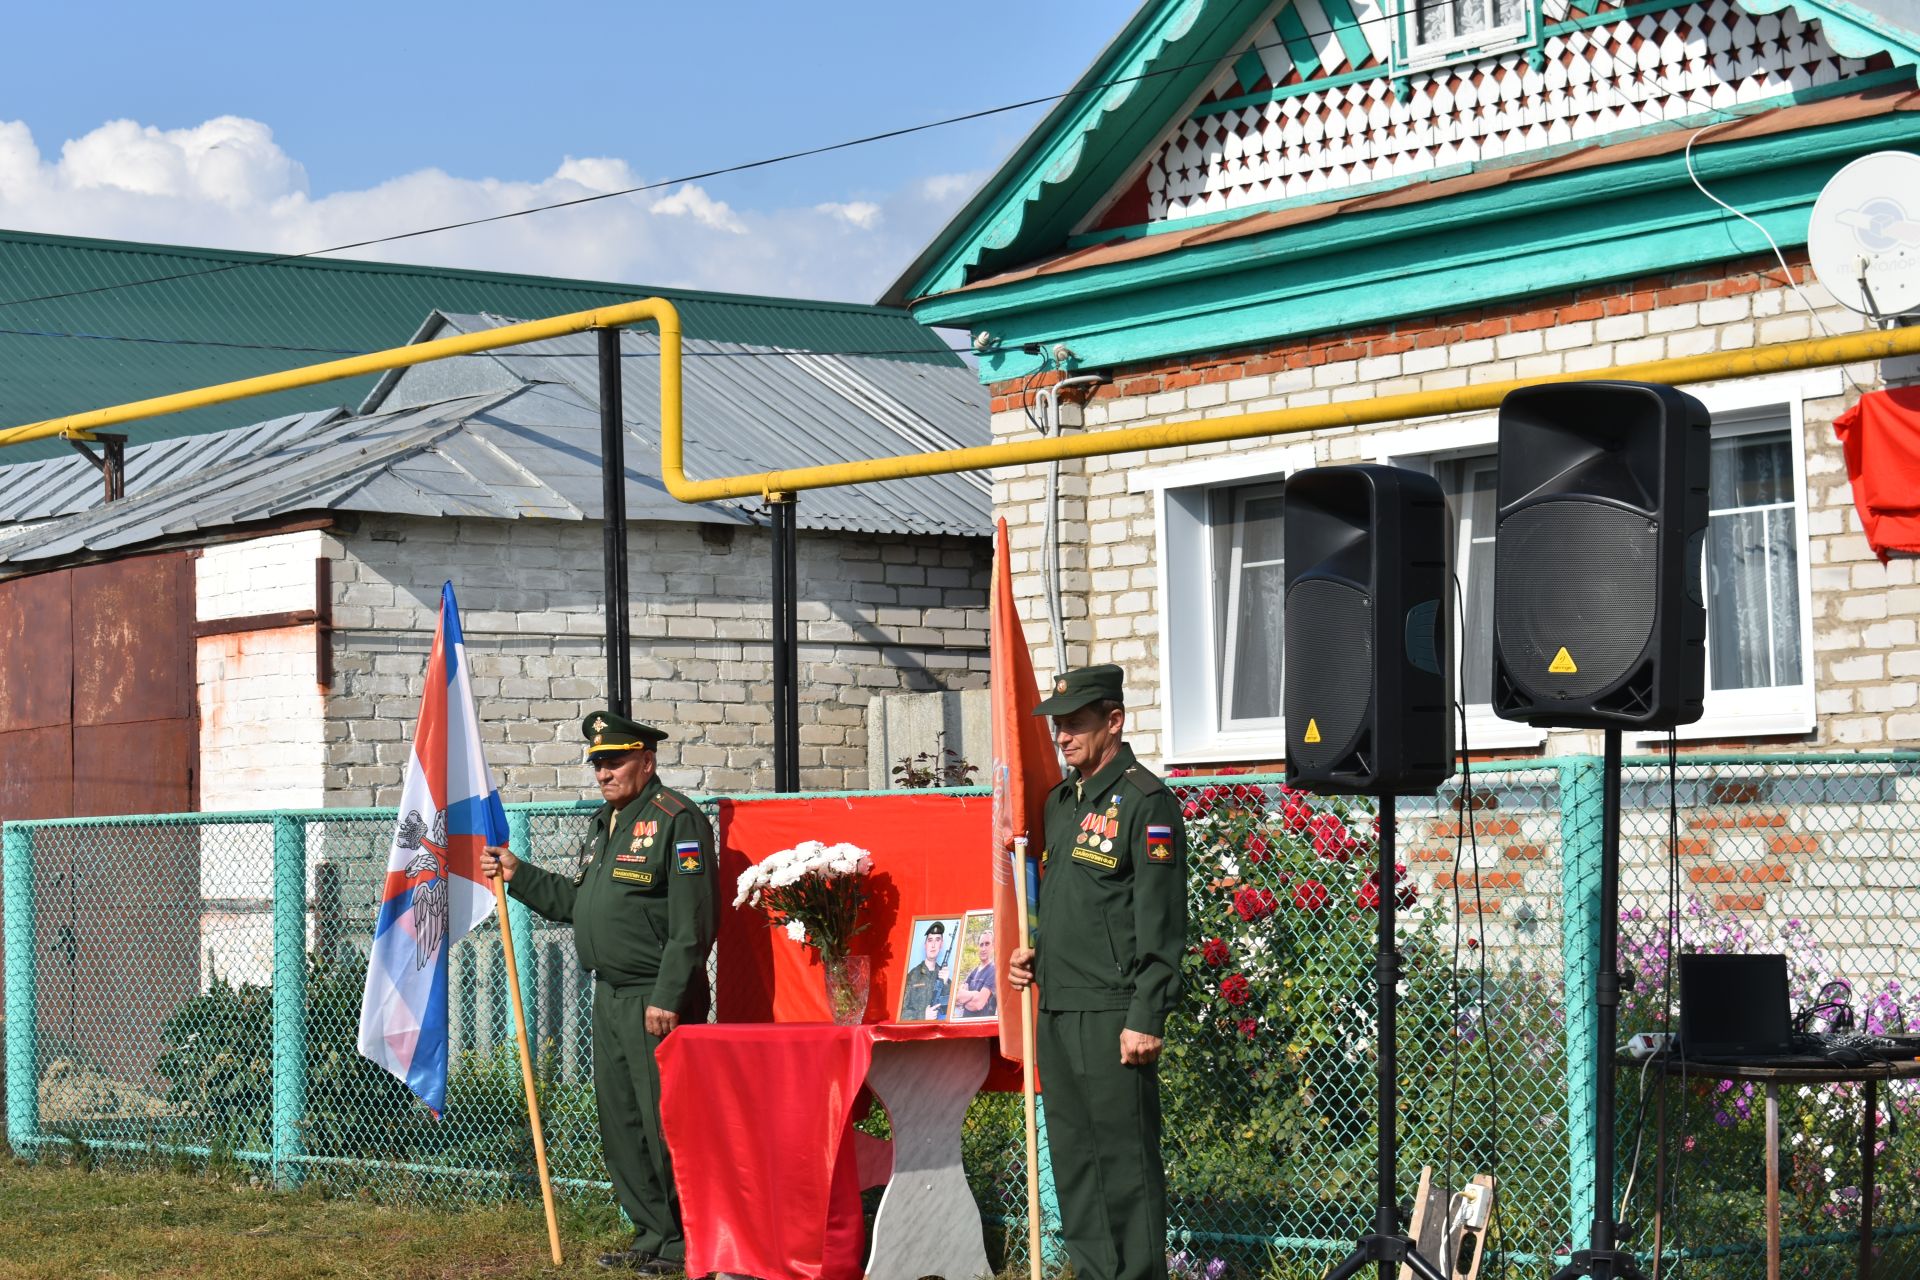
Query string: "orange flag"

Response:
xmin=990 ymin=517 xmax=1062 ymax=1062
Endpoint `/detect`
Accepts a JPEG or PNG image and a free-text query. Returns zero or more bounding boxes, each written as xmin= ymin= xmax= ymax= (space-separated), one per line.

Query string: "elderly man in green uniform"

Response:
xmin=481 ymin=710 xmax=717 ymax=1274
xmin=1009 ymin=664 xmax=1186 ymax=1280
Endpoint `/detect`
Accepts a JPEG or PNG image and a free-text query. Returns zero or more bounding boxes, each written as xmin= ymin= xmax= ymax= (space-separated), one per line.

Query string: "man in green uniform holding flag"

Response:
xmin=1009 ymin=665 xmax=1186 ymax=1280
xmin=482 ymin=710 xmax=717 ymax=1274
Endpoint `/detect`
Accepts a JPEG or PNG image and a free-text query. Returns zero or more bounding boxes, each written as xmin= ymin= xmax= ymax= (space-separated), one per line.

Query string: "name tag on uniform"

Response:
xmin=611 ymin=867 xmax=655 ymax=885
xmin=1072 ymin=847 xmax=1119 ymax=870
xmin=1146 ymin=825 xmax=1174 ymax=862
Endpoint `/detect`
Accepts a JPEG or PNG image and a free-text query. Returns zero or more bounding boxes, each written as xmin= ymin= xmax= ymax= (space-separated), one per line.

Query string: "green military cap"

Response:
xmin=581 ymin=709 xmax=669 ymax=756
xmin=1032 ymin=664 xmax=1126 ymax=716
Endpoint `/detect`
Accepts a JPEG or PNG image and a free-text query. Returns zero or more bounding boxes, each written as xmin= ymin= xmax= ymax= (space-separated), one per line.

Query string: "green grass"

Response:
xmin=0 ymin=1150 xmax=638 ymax=1279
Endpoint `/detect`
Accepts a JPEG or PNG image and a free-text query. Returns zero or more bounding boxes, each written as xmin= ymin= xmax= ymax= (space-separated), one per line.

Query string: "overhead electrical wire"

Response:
xmin=0 ymin=0 xmax=1695 ymax=314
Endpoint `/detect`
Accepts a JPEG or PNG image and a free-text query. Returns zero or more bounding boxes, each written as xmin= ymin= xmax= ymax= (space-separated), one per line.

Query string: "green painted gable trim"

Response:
xmin=1318 ymin=0 xmax=1378 ymax=74
xmin=0 ymin=230 xmax=959 ymax=464
xmin=1274 ymin=4 xmax=1324 ymax=79
xmin=908 ymin=111 xmax=1920 ymax=382
xmin=896 ymin=0 xmax=1277 ymax=302
xmin=892 ymin=0 xmax=1920 ymax=314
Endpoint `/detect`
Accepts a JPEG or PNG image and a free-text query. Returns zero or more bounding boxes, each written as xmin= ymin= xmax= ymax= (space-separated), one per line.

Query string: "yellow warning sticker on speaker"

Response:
xmin=1303 ymin=718 xmax=1322 ymax=744
xmin=1549 ymin=646 xmax=1579 ymax=674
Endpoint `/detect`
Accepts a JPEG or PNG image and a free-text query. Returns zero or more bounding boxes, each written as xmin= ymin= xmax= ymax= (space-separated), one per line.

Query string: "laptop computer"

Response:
xmin=1677 ymin=953 xmax=1796 ymax=1062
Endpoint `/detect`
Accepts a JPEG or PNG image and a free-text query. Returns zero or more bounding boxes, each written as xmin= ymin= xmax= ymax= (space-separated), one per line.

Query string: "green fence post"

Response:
xmin=505 ymin=809 xmax=537 ymax=1038
xmin=271 ymin=816 xmax=308 ymax=1188
xmin=4 ymin=822 xmax=38 ymax=1156
xmin=1558 ymin=755 xmax=1604 ymax=1255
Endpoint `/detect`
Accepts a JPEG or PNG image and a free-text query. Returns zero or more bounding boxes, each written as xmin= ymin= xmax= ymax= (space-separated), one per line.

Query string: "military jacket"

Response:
xmin=1035 ymin=743 xmax=1187 ymax=1037
xmin=509 ymin=775 xmax=718 ymax=1014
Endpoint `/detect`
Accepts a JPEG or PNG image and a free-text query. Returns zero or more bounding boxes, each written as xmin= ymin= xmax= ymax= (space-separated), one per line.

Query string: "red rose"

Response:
xmin=1201 ymin=937 xmax=1231 ymax=967
xmin=1238 ymin=1017 xmax=1260 ymax=1039
xmin=1291 ymin=879 xmax=1330 ymax=911
xmin=1232 ymin=886 xmax=1279 ymax=922
xmin=1358 ymin=864 xmax=1417 ymax=910
xmin=1278 ymin=787 xmax=1313 ymax=833
xmin=1246 ymin=834 xmax=1270 ymax=864
xmin=1182 ymin=798 xmax=1204 ymax=820
xmin=1219 ymin=973 xmax=1253 ymax=1006
xmin=1309 ymin=812 xmax=1354 ymax=862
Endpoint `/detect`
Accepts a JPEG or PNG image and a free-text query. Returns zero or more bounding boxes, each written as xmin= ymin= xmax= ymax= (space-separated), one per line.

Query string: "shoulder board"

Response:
xmin=651 ymin=790 xmax=688 ymax=816
xmin=1122 ymin=765 xmax=1167 ymax=796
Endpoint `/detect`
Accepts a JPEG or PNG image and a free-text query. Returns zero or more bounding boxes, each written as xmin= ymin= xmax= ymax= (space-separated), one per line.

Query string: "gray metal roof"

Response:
xmin=0 ymin=311 xmax=991 ymax=571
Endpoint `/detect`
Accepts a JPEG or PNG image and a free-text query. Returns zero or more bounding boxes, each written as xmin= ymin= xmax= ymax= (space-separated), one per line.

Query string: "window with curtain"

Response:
xmin=1400 ymin=0 xmax=1533 ymax=66
xmin=1706 ymin=426 xmax=1803 ymax=694
xmin=1210 ymin=481 xmax=1286 ymax=728
xmin=1437 ymin=452 xmax=1500 ymax=708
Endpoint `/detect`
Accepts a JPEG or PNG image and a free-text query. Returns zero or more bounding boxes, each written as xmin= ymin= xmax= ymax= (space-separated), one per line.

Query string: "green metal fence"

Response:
xmin=5 ymin=756 xmax=1918 ymax=1278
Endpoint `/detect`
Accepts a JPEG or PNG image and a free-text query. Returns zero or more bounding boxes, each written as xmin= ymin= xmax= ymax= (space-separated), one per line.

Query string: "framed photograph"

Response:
xmin=947 ymin=909 xmax=998 ymax=1022
xmin=897 ymin=914 xmax=961 ymax=1022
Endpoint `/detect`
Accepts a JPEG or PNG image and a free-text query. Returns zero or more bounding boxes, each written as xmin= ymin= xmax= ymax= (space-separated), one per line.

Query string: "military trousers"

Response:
xmin=1036 ymin=1008 xmax=1169 ymax=1280
xmin=593 ymin=980 xmax=684 ymax=1261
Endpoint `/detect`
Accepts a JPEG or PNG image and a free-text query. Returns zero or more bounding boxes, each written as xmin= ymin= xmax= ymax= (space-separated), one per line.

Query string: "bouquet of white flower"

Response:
xmin=731 ymin=840 xmax=873 ymax=963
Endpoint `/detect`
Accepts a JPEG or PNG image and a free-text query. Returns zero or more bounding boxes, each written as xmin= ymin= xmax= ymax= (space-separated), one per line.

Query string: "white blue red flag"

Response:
xmin=357 ymin=582 xmax=509 ymax=1115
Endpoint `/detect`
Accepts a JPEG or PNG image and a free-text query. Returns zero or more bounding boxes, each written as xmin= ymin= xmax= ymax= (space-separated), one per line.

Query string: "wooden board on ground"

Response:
xmin=1399 ymin=1167 xmax=1495 ymax=1280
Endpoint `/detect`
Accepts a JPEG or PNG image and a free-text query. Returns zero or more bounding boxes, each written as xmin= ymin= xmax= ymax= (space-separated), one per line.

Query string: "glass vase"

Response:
xmin=822 ymin=952 xmax=871 ymax=1026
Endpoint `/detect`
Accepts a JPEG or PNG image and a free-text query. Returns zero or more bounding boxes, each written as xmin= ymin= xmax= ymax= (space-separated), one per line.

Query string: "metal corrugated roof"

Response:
xmin=0 ymin=228 xmax=966 ymax=464
xmin=0 ymin=312 xmax=990 ymax=571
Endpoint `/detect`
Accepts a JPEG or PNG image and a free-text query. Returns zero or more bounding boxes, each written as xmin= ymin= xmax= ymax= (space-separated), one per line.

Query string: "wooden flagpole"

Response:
xmin=492 ymin=876 xmax=564 ymax=1265
xmin=1013 ymin=837 xmax=1043 ymax=1280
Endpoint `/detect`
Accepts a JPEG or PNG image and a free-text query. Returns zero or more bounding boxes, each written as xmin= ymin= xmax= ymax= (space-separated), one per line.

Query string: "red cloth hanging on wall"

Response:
xmin=1833 ymin=388 xmax=1920 ymax=561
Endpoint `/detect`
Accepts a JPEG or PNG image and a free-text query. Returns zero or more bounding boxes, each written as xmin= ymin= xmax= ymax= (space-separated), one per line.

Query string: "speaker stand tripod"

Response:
xmin=1324 ymin=797 xmax=1448 ymax=1280
xmin=1551 ymin=730 xmax=1648 ymax=1280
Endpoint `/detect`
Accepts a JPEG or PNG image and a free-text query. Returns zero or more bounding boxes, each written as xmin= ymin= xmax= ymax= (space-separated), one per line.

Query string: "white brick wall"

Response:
xmin=323 ymin=515 xmax=990 ymax=804
xmin=991 ymin=263 xmax=1914 ymax=769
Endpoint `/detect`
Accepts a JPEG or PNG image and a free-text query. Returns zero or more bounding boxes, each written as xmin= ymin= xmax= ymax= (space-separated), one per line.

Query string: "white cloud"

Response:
xmin=0 ymin=115 xmax=985 ymax=305
xmin=816 ymin=200 xmax=883 ymax=230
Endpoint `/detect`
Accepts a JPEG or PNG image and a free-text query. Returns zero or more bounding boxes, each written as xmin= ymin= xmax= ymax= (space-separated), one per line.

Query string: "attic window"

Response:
xmin=1394 ymin=0 xmax=1536 ymax=71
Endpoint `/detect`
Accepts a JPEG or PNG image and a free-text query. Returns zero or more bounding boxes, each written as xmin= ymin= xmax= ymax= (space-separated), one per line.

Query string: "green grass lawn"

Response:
xmin=0 ymin=1150 xmax=640 ymax=1279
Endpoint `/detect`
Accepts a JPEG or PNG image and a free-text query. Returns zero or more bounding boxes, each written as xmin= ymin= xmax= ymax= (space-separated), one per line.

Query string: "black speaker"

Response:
xmin=1283 ymin=464 xmax=1453 ymax=796
xmin=1490 ymin=380 xmax=1710 ymax=730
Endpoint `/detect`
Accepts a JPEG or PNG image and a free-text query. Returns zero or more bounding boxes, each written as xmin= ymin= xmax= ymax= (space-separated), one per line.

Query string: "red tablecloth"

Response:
xmin=658 ymin=1020 xmax=997 ymax=1280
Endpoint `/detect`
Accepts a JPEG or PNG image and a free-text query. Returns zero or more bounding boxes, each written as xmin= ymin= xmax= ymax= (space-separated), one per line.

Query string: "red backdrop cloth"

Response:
xmin=1834 ymin=389 xmax=1920 ymax=561
xmin=658 ymin=1020 xmax=996 ymax=1280
xmin=713 ymin=794 xmax=1019 ymax=1091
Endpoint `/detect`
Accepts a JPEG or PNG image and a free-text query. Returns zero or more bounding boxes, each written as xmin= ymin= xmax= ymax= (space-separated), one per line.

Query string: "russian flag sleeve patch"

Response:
xmin=1145 ymin=824 xmax=1174 ymax=863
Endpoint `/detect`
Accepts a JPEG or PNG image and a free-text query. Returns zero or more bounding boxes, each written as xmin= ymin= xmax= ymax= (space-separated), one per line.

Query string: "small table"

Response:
xmin=1646 ymin=1056 xmax=1920 ymax=1280
xmin=658 ymin=1020 xmax=999 ymax=1280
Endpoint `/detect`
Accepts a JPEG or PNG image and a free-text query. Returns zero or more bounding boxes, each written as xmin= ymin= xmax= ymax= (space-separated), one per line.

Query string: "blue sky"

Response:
xmin=0 ymin=2 xmax=1130 ymax=301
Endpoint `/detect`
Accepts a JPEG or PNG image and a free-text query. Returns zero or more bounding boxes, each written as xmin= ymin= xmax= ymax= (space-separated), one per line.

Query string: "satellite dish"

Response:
xmin=1808 ymin=151 xmax=1920 ymax=319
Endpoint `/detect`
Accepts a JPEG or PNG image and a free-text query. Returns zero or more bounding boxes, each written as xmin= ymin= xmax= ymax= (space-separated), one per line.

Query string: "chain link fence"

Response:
xmin=5 ymin=756 xmax=1918 ymax=1277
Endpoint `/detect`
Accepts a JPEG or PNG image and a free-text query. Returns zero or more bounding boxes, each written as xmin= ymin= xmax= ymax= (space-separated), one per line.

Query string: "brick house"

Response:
xmin=889 ymin=0 xmax=1919 ymax=766
xmin=882 ymin=0 xmax=1920 ymax=943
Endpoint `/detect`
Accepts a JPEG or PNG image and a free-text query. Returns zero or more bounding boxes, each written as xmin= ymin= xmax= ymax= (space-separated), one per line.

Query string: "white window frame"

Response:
xmin=1136 ymin=442 xmax=1315 ymax=764
xmin=1375 ymin=416 xmax=1548 ymax=752
xmin=1392 ymin=0 xmax=1537 ymax=75
xmin=1629 ymin=371 xmax=1825 ymax=744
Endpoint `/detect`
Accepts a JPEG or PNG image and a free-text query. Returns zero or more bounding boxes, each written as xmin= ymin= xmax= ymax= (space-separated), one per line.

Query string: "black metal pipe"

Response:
xmin=1375 ymin=795 xmax=1400 ymax=1280
xmin=769 ymin=498 xmax=796 ymax=792
xmin=782 ymin=497 xmax=800 ymax=790
xmin=599 ymin=327 xmax=631 ymax=717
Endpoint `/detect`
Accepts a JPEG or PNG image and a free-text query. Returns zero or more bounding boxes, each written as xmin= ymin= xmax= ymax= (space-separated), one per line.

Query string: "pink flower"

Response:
xmin=1201 ymin=937 xmax=1231 ymax=968
xmin=1220 ymin=973 xmax=1253 ymax=1006
xmin=1291 ymin=879 xmax=1331 ymax=912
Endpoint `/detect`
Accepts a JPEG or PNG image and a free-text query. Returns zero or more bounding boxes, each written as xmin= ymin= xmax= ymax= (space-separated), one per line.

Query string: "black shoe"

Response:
xmin=632 ymin=1260 xmax=683 ymax=1278
xmin=597 ymin=1247 xmax=656 ymax=1271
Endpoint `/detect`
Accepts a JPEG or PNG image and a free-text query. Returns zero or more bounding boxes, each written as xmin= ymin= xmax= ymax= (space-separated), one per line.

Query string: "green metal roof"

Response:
xmin=0 ymin=228 xmax=963 ymax=463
